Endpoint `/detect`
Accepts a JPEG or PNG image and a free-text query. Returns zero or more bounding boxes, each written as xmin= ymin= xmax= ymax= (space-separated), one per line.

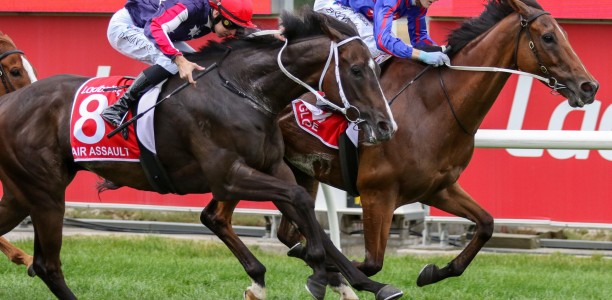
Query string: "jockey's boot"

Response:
xmin=101 ymin=64 xmax=172 ymax=129
xmin=101 ymin=72 xmax=150 ymax=128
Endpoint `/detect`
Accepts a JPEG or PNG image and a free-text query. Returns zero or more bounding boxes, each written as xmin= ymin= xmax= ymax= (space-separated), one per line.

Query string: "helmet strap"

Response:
xmin=210 ymin=10 xmax=223 ymax=33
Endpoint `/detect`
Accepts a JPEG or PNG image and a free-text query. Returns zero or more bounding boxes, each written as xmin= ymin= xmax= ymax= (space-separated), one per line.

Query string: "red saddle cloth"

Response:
xmin=292 ymin=99 xmax=348 ymax=149
xmin=70 ymin=76 xmax=140 ymax=162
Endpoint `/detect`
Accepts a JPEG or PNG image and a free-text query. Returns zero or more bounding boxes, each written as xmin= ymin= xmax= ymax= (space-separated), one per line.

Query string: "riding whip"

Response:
xmin=107 ymin=62 xmax=218 ymax=138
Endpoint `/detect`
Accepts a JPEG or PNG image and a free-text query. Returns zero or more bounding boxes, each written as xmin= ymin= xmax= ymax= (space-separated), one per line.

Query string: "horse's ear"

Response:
xmin=317 ymin=13 xmax=344 ymax=42
xmin=507 ymin=0 xmax=537 ymax=16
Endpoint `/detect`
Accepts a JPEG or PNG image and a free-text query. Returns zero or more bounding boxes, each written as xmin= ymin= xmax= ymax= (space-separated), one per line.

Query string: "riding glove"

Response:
xmin=417 ymin=51 xmax=450 ymax=67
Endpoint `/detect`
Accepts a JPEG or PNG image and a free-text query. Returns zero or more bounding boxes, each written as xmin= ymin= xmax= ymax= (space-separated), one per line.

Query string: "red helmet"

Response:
xmin=209 ymin=0 xmax=256 ymax=29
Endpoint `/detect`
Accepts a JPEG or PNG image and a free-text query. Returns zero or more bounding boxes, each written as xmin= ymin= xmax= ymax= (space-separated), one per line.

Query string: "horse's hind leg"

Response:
xmin=417 ymin=183 xmax=494 ymax=286
xmin=200 ymin=199 xmax=267 ymax=300
xmin=0 ymin=237 xmax=33 ymax=268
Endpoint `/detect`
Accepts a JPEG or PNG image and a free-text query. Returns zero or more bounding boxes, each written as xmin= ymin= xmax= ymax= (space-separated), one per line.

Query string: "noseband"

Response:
xmin=514 ymin=11 xmax=566 ymax=93
xmin=277 ymin=36 xmax=365 ymax=124
xmin=0 ymin=49 xmax=25 ymax=94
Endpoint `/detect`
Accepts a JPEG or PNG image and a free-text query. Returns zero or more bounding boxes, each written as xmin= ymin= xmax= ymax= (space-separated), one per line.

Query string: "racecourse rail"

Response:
xmin=64 ymin=129 xmax=612 ymax=250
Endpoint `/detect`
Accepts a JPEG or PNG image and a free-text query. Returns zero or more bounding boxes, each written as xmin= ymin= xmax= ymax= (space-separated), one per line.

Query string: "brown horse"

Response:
xmin=0 ymin=31 xmax=37 ymax=95
xmin=0 ymin=10 xmax=401 ymax=300
xmin=206 ymin=0 xmax=599 ymax=294
xmin=0 ymin=31 xmax=37 ymax=271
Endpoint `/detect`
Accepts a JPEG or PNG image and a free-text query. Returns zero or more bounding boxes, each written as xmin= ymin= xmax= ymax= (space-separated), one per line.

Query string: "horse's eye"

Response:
xmin=542 ymin=33 xmax=555 ymax=44
xmin=350 ymin=65 xmax=363 ymax=77
xmin=10 ymin=68 xmax=22 ymax=77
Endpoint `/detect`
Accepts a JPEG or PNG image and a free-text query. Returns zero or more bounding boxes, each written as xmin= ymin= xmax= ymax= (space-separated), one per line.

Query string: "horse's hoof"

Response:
xmin=375 ymin=285 xmax=403 ymax=300
xmin=27 ymin=265 xmax=36 ymax=277
xmin=287 ymin=243 xmax=304 ymax=258
xmin=305 ymin=277 xmax=326 ymax=300
xmin=244 ymin=289 xmax=262 ymax=300
xmin=416 ymin=264 xmax=439 ymax=287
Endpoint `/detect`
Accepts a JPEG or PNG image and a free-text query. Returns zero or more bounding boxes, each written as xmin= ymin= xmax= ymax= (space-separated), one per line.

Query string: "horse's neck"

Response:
xmin=445 ymin=14 xmax=521 ymax=131
xmin=250 ymin=38 xmax=329 ymax=113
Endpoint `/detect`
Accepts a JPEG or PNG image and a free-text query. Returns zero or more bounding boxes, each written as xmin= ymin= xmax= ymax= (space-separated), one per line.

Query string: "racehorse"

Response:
xmin=0 ymin=31 xmax=37 ymax=271
xmin=0 ymin=9 xmax=402 ymax=300
xmin=0 ymin=31 xmax=37 ymax=95
xmin=204 ymin=0 xmax=600 ymax=293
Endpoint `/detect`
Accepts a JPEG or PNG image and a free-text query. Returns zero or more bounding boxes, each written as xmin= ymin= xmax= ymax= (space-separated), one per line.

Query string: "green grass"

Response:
xmin=1 ymin=236 xmax=611 ymax=299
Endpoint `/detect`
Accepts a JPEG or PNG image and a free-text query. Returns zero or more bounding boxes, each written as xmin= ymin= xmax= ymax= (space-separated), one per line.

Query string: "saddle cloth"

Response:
xmin=291 ymin=99 xmax=358 ymax=149
xmin=69 ymin=76 xmax=161 ymax=162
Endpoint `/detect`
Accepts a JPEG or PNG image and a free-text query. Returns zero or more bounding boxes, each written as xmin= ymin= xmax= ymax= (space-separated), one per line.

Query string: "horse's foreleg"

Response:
xmin=277 ymin=168 xmax=358 ymax=300
xmin=352 ymin=190 xmax=397 ymax=276
xmin=278 ymin=218 xmax=359 ymax=300
xmin=220 ymin=161 xmax=329 ymax=299
xmin=30 ymin=201 xmax=76 ymax=300
xmin=418 ymin=183 xmax=493 ymax=286
xmin=200 ymin=199 xmax=267 ymax=300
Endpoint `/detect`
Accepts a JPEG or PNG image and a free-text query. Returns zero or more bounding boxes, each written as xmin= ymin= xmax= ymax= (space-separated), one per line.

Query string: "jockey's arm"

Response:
xmin=148 ymin=3 xmax=189 ymax=59
xmin=372 ymin=0 xmax=414 ymax=59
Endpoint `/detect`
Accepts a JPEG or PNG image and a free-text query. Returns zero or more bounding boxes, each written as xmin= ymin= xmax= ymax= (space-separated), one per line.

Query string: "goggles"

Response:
xmin=221 ymin=18 xmax=241 ymax=30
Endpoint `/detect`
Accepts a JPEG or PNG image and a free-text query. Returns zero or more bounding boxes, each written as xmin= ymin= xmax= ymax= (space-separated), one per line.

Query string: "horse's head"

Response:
xmin=0 ymin=32 xmax=37 ymax=96
xmin=508 ymin=0 xmax=598 ymax=107
xmin=285 ymin=10 xmax=397 ymax=144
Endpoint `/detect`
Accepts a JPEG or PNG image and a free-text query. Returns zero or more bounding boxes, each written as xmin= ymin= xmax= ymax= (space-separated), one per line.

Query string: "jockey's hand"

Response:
xmin=415 ymin=50 xmax=450 ymax=67
xmin=274 ymin=25 xmax=286 ymax=42
xmin=174 ymin=55 xmax=205 ymax=86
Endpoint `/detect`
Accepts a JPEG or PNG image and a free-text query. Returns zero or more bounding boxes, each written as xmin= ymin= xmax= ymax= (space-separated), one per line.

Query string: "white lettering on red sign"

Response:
xmin=506 ymin=75 xmax=610 ymax=161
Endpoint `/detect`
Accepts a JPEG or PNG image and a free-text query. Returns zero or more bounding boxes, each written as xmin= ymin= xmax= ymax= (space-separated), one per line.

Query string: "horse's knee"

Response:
xmin=477 ymin=213 xmax=494 ymax=241
xmin=288 ymin=186 xmax=315 ymax=211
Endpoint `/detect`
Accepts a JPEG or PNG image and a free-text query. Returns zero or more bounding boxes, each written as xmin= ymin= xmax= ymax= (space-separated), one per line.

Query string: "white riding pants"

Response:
xmin=313 ymin=0 xmax=391 ymax=64
xmin=107 ymin=8 xmax=196 ymax=74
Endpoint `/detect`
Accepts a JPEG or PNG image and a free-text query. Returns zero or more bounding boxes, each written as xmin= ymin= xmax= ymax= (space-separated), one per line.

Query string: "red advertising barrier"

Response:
xmin=426 ymin=4 xmax=612 ymax=223
xmin=0 ymin=2 xmax=610 ymax=222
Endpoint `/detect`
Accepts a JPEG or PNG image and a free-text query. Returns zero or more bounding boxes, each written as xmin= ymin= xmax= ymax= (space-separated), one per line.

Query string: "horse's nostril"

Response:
xmin=378 ymin=121 xmax=395 ymax=137
xmin=581 ymin=82 xmax=599 ymax=95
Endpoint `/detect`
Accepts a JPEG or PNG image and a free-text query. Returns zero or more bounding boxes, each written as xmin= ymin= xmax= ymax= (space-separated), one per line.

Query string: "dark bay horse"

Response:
xmin=0 ymin=31 xmax=37 ymax=270
xmin=0 ymin=9 xmax=401 ymax=300
xmin=206 ymin=0 xmax=599 ymax=294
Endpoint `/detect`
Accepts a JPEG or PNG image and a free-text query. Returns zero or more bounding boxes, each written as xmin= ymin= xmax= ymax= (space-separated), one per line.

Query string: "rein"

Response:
xmin=277 ymin=36 xmax=366 ymax=124
xmin=0 ymin=49 xmax=24 ymax=94
xmin=216 ymin=47 xmax=277 ymax=117
xmin=390 ymin=10 xmax=569 ymax=136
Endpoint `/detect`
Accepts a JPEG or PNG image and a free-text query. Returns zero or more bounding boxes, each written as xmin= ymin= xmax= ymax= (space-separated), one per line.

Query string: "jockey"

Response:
xmin=313 ymin=0 xmax=450 ymax=66
xmin=102 ymin=0 xmax=256 ymax=128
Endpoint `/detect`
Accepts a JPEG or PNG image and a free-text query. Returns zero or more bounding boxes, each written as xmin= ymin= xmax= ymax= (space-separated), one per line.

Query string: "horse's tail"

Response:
xmin=96 ymin=178 xmax=120 ymax=193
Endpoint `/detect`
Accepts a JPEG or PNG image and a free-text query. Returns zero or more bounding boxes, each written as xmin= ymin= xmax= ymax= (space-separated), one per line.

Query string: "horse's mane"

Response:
xmin=190 ymin=6 xmax=359 ymax=59
xmin=447 ymin=0 xmax=543 ymax=54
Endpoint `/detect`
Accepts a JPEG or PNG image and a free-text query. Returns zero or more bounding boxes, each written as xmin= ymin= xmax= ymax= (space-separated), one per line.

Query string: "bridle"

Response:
xmin=0 ymin=49 xmax=24 ymax=94
xmin=391 ymin=11 xmax=570 ymax=136
xmin=514 ymin=11 xmax=566 ymax=93
xmin=277 ymin=35 xmax=366 ymax=124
